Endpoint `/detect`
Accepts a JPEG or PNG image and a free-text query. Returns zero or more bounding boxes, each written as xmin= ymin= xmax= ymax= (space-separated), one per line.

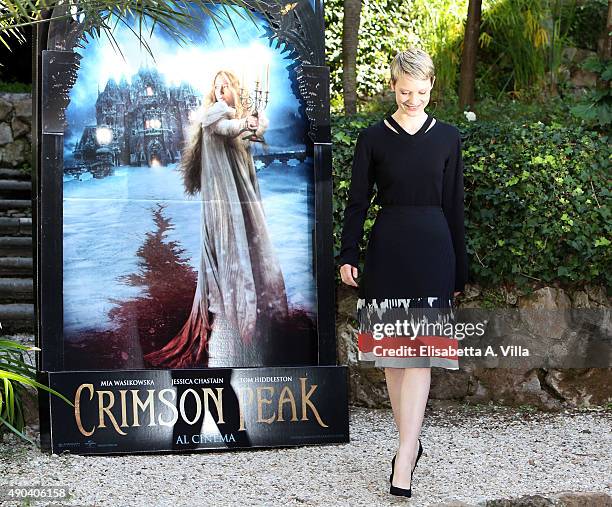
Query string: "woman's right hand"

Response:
xmin=340 ymin=264 xmax=359 ymax=287
xmin=246 ymin=115 xmax=259 ymax=130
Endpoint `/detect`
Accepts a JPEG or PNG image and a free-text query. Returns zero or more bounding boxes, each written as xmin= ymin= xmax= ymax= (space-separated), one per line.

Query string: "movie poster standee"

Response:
xmin=33 ymin=0 xmax=348 ymax=455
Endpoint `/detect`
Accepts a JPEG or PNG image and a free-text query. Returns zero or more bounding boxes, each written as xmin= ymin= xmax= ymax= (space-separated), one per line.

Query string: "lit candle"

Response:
xmin=265 ymin=63 xmax=270 ymax=94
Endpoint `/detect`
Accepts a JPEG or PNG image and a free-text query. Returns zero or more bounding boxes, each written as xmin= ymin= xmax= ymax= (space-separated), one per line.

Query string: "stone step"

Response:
xmin=0 ymin=179 xmax=31 ymax=200
xmin=0 ymin=256 xmax=33 ymax=275
xmin=0 ymin=199 xmax=31 ymax=210
xmin=0 ymin=168 xmax=30 ymax=181
xmin=0 ymin=236 xmax=32 ymax=257
xmin=0 ymin=277 xmax=33 ymax=300
xmin=0 ymin=303 xmax=34 ymax=326
xmin=0 ymin=217 xmax=32 ymax=235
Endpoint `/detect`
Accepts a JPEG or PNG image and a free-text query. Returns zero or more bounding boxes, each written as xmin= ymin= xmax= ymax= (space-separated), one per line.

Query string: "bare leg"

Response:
xmin=385 ymin=367 xmax=404 ymax=429
xmin=390 ymin=367 xmax=431 ymax=489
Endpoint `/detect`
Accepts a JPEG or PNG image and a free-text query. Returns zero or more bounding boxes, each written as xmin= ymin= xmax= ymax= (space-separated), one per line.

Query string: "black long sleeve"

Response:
xmin=442 ymin=131 xmax=468 ymax=292
xmin=338 ymin=131 xmax=376 ymax=267
xmin=338 ymin=117 xmax=468 ymax=296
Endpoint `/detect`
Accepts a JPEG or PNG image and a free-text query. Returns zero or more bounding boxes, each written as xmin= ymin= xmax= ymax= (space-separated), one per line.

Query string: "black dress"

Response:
xmin=338 ymin=113 xmax=468 ymax=369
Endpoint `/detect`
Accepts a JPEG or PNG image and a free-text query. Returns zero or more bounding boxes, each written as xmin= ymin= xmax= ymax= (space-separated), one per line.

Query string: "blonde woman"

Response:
xmin=339 ymin=49 xmax=467 ymax=497
xmin=145 ymin=69 xmax=289 ymax=369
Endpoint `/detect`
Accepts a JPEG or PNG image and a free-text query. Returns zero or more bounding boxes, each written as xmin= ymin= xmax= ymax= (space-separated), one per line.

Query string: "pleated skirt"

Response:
xmin=357 ymin=205 xmax=460 ymax=369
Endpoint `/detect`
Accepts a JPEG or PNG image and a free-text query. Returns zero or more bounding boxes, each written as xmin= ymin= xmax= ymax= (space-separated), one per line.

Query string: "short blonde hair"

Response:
xmin=390 ymin=48 xmax=435 ymax=85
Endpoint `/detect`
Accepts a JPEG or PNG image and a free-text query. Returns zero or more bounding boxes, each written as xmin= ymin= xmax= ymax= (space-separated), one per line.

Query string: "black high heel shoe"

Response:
xmin=414 ymin=438 xmax=423 ymax=471
xmin=389 ymin=438 xmax=423 ymax=497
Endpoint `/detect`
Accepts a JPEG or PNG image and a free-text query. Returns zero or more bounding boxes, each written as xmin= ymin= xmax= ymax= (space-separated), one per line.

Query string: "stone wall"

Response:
xmin=0 ymin=93 xmax=32 ymax=168
xmin=337 ymin=283 xmax=612 ymax=410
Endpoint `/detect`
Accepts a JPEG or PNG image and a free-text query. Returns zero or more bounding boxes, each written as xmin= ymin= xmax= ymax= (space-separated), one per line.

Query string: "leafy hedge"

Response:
xmin=0 ymin=81 xmax=31 ymax=93
xmin=332 ymin=113 xmax=611 ymax=290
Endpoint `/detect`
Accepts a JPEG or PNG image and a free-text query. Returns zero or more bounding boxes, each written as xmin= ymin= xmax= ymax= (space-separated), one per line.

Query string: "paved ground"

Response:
xmin=1 ymin=403 xmax=611 ymax=506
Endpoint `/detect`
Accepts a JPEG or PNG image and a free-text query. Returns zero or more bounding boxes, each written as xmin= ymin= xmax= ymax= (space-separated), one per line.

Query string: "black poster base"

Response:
xmin=39 ymin=365 xmax=349 ymax=455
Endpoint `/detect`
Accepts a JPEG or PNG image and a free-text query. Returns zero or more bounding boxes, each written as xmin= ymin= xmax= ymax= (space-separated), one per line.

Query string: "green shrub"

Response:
xmin=0 ymin=338 xmax=73 ymax=443
xmin=570 ymin=56 xmax=612 ymax=129
xmin=332 ymin=111 xmax=611 ymax=290
xmin=0 ymin=81 xmax=31 ymax=93
xmin=325 ymin=0 xmax=597 ymax=112
xmin=325 ymin=0 xmax=416 ymax=110
xmin=566 ymin=0 xmax=608 ymax=51
xmin=324 ymin=0 xmax=466 ymax=111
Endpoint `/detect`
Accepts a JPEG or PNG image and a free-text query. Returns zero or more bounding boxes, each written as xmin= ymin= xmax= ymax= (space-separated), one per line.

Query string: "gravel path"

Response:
xmin=1 ymin=403 xmax=610 ymax=506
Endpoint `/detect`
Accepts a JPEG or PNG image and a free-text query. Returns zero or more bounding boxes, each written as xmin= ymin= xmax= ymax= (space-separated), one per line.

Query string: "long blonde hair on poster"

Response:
xmin=180 ymin=69 xmax=246 ymax=195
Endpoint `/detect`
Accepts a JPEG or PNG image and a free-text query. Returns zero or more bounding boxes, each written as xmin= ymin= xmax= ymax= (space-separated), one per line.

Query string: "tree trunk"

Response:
xmin=594 ymin=0 xmax=612 ymax=93
xmin=458 ymin=0 xmax=482 ymax=110
xmin=342 ymin=0 xmax=362 ymax=116
xmin=598 ymin=0 xmax=612 ymax=60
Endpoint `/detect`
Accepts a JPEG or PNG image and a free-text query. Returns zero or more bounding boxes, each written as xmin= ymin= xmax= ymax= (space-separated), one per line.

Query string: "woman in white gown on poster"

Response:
xmin=145 ymin=69 xmax=289 ymax=368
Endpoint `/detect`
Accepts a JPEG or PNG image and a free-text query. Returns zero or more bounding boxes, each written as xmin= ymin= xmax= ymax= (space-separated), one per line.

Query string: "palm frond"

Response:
xmin=0 ymin=0 xmax=275 ymax=59
xmin=0 ymin=370 xmax=74 ymax=406
xmin=0 ymin=335 xmax=75 ymax=443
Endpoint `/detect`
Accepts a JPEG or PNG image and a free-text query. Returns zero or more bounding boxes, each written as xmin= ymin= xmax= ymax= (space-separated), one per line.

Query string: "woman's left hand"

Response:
xmin=453 ymin=291 xmax=461 ymax=297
